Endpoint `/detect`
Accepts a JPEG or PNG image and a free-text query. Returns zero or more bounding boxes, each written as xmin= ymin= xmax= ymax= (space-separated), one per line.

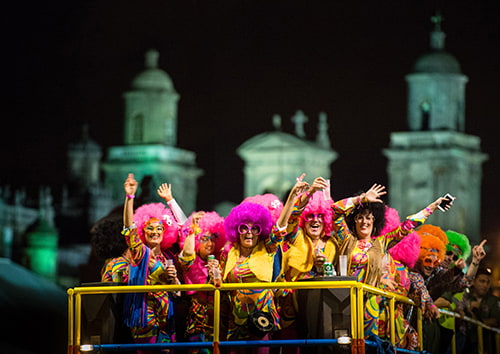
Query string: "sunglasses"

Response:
xmin=304 ymin=213 xmax=324 ymax=222
xmin=446 ymin=251 xmax=459 ymax=261
xmin=199 ymin=234 xmax=216 ymax=243
xmin=238 ymin=224 xmax=262 ymax=236
xmin=422 ymin=257 xmax=441 ymax=268
xmin=145 ymin=225 xmax=165 ymax=233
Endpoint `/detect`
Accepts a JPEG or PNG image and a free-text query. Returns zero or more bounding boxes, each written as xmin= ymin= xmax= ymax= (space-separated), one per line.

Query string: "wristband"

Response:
xmin=425 ymin=207 xmax=433 ymax=215
xmin=126 ymin=194 xmax=135 ymax=199
xmin=305 ymin=191 xmax=312 ymax=198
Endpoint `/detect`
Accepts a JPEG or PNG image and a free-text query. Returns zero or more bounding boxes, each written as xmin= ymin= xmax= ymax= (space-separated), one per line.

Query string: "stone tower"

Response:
xmin=238 ymin=111 xmax=337 ymax=201
xmin=103 ymin=50 xmax=202 ymax=212
xmin=383 ymin=15 xmax=488 ymax=244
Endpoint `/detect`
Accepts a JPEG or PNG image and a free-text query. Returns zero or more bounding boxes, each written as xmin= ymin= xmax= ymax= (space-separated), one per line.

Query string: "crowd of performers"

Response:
xmin=89 ymin=173 xmax=498 ymax=354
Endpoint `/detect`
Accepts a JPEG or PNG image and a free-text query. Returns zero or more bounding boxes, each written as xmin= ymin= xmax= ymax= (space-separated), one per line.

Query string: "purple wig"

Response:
xmin=224 ymin=202 xmax=273 ymax=244
xmin=243 ymin=193 xmax=283 ymax=224
xmin=299 ymin=191 xmax=334 ymax=236
xmin=179 ymin=211 xmax=227 ymax=254
xmin=133 ymin=202 xmax=179 ymax=250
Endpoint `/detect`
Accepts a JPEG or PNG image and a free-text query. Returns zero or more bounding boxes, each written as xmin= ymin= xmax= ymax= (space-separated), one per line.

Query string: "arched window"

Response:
xmin=420 ymin=101 xmax=431 ymax=131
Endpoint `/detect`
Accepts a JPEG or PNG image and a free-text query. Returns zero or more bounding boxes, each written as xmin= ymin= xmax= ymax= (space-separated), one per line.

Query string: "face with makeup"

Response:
xmin=143 ymin=218 xmax=164 ymax=248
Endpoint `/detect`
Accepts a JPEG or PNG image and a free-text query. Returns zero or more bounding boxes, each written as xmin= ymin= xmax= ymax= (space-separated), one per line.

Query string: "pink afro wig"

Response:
xmin=224 ymin=202 xmax=273 ymax=244
xmin=243 ymin=193 xmax=283 ymax=224
xmin=179 ymin=211 xmax=227 ymax=254
xmin=380 ymin=206 xmax=420 ymax=268
xmin=299 ymin=191 xmax=334 ymax=236
xmin=133 ymin=202 xmax=179 ymax=250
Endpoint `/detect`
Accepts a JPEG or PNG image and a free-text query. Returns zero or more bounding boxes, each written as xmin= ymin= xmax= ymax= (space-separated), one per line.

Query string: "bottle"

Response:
xmin=212 ymin=267 xmax=222 ymax=288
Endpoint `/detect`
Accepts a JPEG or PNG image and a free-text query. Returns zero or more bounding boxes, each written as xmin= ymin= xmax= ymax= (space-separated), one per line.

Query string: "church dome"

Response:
xmin=412 ymin=18 xmax=462 ymax=74
xmin=131 ymin=49 xmax=175 ymax=91
xmin=413 ymin=51 xmax=461 ymax=74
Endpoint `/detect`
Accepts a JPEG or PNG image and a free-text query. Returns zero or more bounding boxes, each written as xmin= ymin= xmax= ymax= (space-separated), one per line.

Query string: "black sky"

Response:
xmin=3 ymin=1 xmax=500 ymax=249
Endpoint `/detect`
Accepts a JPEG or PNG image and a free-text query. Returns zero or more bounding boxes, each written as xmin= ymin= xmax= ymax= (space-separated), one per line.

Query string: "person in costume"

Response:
xmin=178 ymin=210 xmax=226 ymax=353
xmin=376 ymin=207 xmax=421 ymax=350
xmin=122 ymin=173 xmax=181 ymax=354
xmin=422 ymin=228 xmax=487 ymax=354
xmin=411 ymin=226 xmax=450 ymax=354
xmin=271 ymin=176 xmax=334 ymax=351
xmin=219 ymin=180 xmax=306 ymax=354
xmin=332 ymin=187 xmax=450 ymax=337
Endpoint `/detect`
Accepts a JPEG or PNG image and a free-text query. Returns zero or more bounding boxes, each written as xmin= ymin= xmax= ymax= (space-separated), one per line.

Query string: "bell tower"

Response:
xmin=384 ymin=14 xmax=488 ymax=244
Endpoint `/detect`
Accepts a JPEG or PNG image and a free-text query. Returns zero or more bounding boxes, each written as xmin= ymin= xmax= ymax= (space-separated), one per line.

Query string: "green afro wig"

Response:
xmin=445 ymin=230 xmax=471 ymax=261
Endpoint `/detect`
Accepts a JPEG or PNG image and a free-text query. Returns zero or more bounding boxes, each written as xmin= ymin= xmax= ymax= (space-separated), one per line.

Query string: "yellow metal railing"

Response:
xmin=67 ymin=280 xmax=422 ymax=354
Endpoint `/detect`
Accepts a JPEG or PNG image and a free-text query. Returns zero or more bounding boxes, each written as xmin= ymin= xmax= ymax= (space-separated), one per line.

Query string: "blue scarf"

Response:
xmin=123 ymin=246 xmax=150 ymax=328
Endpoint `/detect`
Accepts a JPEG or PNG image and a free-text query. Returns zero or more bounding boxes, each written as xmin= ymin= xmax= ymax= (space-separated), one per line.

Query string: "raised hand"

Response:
xmin=364 ymin=184 xmax=387 ymax=203
xmin=124 ymin=173 xmax=138 ymax=195
xmin=157 ymin=183 xmax=173 ymax=202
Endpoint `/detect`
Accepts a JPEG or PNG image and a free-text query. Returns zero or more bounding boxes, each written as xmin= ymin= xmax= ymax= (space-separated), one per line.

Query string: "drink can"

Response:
xmin=324 ymin=262 xmax=334 ymax=276
xmin=207 ymin=255 xmax=215 ymax=261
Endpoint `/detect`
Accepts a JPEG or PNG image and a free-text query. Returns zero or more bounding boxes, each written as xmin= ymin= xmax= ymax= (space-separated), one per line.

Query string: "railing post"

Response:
xmin=389 ymin=297 xmax=396 ymax=346
xmin=213 ymin=286 xmax=221 ymax=354
xmin=67 ymin=288 xmax=74 ymax=354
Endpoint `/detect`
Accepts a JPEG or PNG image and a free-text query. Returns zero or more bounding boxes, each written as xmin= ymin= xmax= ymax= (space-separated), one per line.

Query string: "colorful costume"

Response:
xmin=178 ymin=211 xmax=226 ymax=353
xmin=220 ymin=202 xmax=285 ymax=342
xmin=332 ymin=200 xmax=427 ymax=337
xmin=122 ymin=202 xmax=179 ymax=348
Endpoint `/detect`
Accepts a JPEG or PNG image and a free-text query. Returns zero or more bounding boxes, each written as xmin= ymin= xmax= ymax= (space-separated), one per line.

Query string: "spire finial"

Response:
xmin=431 ymin=11 xmax=444 ymax=32
xmin=145 ymin=49 xmax=159 ymax=69
xmin=291 ymin=110 xmax=308 ymax=139
xmin=272 ymin=114 xmax=282 ymax=131
xmin=430 ymin=11 xmax=446 ymax=50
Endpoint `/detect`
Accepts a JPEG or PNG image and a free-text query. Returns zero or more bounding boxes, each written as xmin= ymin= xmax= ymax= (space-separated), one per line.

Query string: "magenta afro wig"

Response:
xmin=243 ymin=193 xmax=283 ymax=223
xmin=133 ymin=202 xmax=179 ymax=250
xmin=179 ymin=211 xmax=226 ymax=254
xmin=381 ymin=206 xmax=421 ymax=268
xmin=224 ymin=202 xmax=273 ymax=244
xmin=299 ymin=191 xmax=334 ymax=236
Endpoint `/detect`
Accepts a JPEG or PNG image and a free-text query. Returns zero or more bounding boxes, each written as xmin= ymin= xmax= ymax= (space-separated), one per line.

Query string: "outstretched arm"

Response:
xmin=123 ymin=173 xmax=138 ymax=228
xmin=277 ymin=174 xmax=309 ymax=228
xmin=158 ymin=182 xmax=188 ymax=225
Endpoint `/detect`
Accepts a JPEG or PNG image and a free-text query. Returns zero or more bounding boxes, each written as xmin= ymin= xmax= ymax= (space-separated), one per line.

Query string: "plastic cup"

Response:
xmin=339 ymin=255 xmax=348 ymax=276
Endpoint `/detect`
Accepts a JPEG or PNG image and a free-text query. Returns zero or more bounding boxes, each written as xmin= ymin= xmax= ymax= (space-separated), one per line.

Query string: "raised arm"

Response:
xmin=123 ymin=173 xmax=138 ymax=228
xmin=158 ymin=182 xmax=188 ymax=225
xmin=276 ymin=174 xmax=309 ymax=228
xmin=182 ymin=211 xmax=205 ymax=258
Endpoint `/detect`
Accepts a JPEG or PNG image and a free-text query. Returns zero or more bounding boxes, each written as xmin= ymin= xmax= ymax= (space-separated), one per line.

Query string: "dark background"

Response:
xmin=3 ymin=1 xmax=500 ymax=256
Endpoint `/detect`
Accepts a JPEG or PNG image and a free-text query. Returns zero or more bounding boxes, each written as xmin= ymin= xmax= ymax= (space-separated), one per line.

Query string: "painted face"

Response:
xmin=198 ymin=233 xmax=216 ymax=260
xmin=143 ymin=219 xmax=164 ymax=248
xmin=473 ymin=274 xmax=491 ymax=297
xmin=354 ymin=211 xmax=375 ymax=239
xmin=238 ymin=223 xmax=260 ymax=249
xmin=442 ymin=250 xmax=460 ymax=268
xmin=304 ymin=213 xmax=325 ymax=240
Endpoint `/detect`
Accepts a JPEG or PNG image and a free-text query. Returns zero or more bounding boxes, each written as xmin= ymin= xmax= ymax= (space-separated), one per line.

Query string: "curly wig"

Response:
xmin=299 ymin=191 xmax=334 ymax=236
xmin=417 ymin=224 xmax=448 ymax=247
xmin=90 ymin=213 xmax=127 ymax=260
xmin=243 ymin=193 xmax=283 ymax=223
xmin=224 ymin=202 xmax=273 ymax=244
xmin=346 ymin=200 xmax=386 ymax=237
xmin=445 ymin=230 xmax=471 ymax=261
xmin=379 ymin=206 xmax=421 ymax=268
xmin=418 ymin=233 xmax=446 ymax=263
xmin=179 ymin=211 xmax=226 ymax=254
xmin=133 ymin=202 xmax=179 ymax=250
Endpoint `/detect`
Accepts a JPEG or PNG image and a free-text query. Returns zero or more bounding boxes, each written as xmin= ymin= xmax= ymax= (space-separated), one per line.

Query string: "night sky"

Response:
xmin=4 ymin=1 xmax=500 ymax=256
